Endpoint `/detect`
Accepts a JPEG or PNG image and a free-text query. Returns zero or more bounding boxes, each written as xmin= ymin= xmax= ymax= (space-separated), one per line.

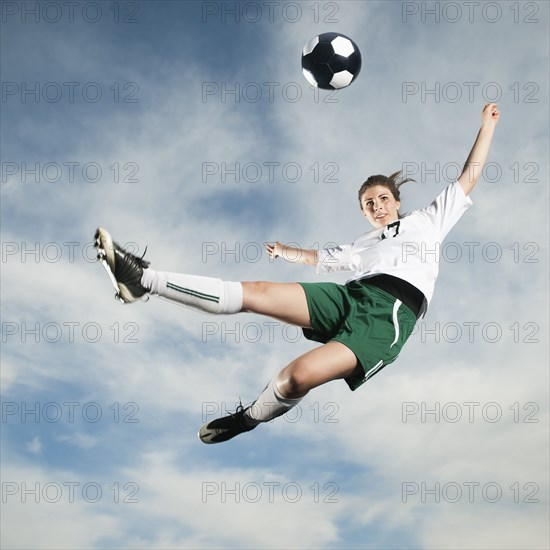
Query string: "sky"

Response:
xmin=1 ymin=1 xmax=549 ymax=548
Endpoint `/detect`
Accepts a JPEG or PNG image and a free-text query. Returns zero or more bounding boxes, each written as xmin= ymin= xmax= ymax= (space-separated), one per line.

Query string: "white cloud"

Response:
xmin=0 ymin=461 xmax=122 ymax=549
xmin=55 ymin=432 xmax=97 ymax=449
xmin=118 ymin=450 xmax=349 ymax=549
xmin=26 ymin=436 xmax=42 ymax=455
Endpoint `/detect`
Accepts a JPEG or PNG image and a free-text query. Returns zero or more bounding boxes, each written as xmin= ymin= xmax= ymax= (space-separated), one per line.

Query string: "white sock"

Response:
xmin=244 ymin=377 xmax=303 ymax=426
xmin=141 ymin=268 xmax=243 ymax=314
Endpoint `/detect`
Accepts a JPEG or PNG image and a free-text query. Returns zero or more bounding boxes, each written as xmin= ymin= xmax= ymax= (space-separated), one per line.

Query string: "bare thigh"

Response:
xmin=277 ymin=341 xmax=362 ymax=398
xmin=241 ymin=281 xmax=312 ymax=328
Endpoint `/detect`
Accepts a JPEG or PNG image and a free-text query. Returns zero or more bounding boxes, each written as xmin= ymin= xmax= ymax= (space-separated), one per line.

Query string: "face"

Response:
xmin=360 ymin=185 xmax=400 ymax=228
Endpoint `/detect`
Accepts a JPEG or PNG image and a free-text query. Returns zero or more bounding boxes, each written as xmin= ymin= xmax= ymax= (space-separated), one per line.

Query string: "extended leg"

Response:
xmin=95 ymin=228 xmax=312 ymax=326
xmin=142 ymin=276 xmax=312 ymax=327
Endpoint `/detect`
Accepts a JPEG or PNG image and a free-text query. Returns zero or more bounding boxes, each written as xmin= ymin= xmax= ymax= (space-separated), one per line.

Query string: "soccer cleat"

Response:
xmin=94 ymin=227 xmax=150 ymax=303
xmin=198 ymin=404 xmax=257 ymax=444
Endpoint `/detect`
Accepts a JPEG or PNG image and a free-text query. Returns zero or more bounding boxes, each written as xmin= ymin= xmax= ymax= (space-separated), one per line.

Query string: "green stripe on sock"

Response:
xmin=166 ymin=282 xmax=220 ymax=303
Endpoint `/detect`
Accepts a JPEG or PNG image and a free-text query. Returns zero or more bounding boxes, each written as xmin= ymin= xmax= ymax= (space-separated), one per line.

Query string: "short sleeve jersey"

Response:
xmin=316 ymin=180 xmax=473 ymax=312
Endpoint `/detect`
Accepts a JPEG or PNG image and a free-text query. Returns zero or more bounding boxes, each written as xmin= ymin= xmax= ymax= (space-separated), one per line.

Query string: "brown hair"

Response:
xmin=358 ymin=171 xmax=415 ymax=218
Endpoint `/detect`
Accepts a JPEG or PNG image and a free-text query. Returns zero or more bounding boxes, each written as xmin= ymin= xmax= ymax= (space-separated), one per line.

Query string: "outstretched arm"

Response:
xmin=458 ymin=103 xmax=500 ymax=196
xmin=265 ymin=242 xmax=318 ymax=266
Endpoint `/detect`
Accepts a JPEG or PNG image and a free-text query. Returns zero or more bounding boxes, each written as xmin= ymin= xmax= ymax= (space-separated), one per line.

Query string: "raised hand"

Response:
xmin=482 ymin=102 xmax=500 ymax=128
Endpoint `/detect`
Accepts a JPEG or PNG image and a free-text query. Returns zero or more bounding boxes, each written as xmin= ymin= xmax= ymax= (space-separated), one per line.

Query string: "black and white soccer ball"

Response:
xmin=301 ymin=32 xmax=362 ymax=90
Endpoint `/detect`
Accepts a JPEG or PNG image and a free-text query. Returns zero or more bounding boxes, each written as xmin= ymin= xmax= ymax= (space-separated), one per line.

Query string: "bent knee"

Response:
xmin=278 ymin=362 xmax=313 ymax=398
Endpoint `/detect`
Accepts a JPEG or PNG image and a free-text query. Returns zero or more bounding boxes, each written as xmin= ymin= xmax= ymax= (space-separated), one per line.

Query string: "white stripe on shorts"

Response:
xmin=390 ymin=299 xmax=402 ymax=348
xmin=364 ymin=360 xmax=384 ymax=381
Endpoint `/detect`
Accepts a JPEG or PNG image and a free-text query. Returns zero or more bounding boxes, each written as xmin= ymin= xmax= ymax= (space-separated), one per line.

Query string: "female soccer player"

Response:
xmin=95 ymin=103 xmax=500 ymax=444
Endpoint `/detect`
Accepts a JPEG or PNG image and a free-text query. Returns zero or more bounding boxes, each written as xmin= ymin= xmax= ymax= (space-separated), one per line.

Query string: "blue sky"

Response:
xmin=1 ymin=1 xmax=549 ymax=548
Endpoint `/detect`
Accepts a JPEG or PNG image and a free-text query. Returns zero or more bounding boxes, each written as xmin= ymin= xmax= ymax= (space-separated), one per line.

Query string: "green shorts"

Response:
xmin=299 ymin=280 xmax=417 ymax=391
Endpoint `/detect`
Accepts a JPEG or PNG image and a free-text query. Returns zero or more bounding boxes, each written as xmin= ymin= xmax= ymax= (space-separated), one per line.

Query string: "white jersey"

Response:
xmin=316 ymin=180 xmax=473 ymax=315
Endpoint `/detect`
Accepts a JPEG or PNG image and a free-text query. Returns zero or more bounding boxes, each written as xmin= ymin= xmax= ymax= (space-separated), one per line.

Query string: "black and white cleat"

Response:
xmin=198 ymin=404 xmax=256 ymax=444
xmin=95 ymin=230 xmax=123 ymax=302
xmin=94 ymin=227 xmax=150 ymax=304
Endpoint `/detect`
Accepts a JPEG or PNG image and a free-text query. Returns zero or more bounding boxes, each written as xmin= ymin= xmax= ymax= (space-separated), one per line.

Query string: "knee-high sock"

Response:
xmin=141 ymin=268 xmax=243 ymax=314
xmin=244 ymin=377 xmax=303 ymax=427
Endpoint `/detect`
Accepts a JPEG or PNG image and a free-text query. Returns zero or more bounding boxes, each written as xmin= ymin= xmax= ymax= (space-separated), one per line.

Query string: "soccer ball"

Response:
xmin=301 ymin=32 xmax=362 ymax=90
